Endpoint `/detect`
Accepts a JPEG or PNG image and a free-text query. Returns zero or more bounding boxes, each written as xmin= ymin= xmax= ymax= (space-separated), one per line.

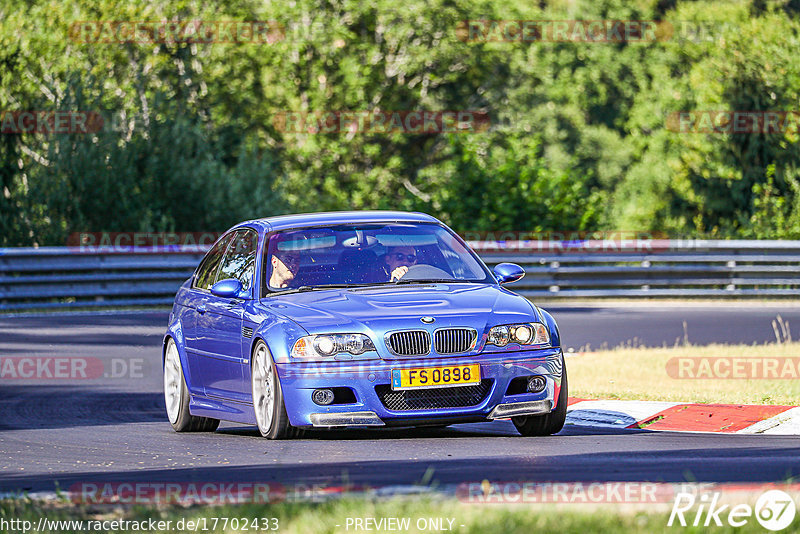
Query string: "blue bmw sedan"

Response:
xmin=163 ymin=211 xmax=567 ymax=439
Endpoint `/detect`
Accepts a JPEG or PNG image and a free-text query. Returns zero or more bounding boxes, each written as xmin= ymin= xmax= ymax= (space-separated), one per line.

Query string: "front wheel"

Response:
xmin=512 ymin=360 xmax=568 ymax=437
xmin=163 ymin=338 xmax=219 ymax=432
xmin=251 ymin=340 xmax=297 ymax=439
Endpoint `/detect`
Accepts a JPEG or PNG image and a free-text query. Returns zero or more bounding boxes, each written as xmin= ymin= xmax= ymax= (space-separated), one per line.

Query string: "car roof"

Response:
xmin=236 ymin=211 xmax=442 ymax=233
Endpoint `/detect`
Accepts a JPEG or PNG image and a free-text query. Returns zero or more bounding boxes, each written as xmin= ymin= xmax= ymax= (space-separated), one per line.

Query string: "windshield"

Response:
xmin=263 ymin=222 xmax=492 ymax=292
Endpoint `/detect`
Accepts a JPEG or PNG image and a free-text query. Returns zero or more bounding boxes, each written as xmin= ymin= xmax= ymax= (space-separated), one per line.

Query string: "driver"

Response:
xmin=269 ymin=249 xmax=300 ymax=289
xmin=382 ymin=246 xmax=417 ymax=282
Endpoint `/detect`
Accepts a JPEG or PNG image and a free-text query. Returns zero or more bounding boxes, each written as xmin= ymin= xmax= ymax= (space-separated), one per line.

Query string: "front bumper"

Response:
xmin=276 ymin=348 xmax=564 ymax=427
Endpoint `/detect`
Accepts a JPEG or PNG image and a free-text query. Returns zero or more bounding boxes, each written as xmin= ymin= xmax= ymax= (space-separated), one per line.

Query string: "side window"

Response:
xmin=217 ymin=229 xmax=258 ymax=291
xmin=193 ymin=233 xmax=233 ymax=290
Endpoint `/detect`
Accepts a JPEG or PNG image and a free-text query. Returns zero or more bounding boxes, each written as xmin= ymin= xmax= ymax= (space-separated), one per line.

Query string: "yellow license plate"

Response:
xmin=391 ymin=364 xmax=481 ymax=390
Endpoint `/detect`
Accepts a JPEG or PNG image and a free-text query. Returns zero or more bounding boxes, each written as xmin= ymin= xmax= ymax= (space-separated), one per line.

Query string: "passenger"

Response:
xmin=382 ymin=246 xmax=417 ymax=281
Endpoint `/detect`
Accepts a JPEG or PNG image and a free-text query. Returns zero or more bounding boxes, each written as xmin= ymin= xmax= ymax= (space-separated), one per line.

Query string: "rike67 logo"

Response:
xmin=669 ymin=489 xmax=797 ymax=531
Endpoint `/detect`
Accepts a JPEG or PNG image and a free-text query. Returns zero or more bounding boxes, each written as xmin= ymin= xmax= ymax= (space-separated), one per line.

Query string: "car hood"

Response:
xmin=261 ymin=283 xmax=540 ymax=339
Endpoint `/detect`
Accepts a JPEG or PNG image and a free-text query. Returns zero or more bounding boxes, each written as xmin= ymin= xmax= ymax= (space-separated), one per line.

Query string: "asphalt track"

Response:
xmin=1 ymin=304 xmax=800 ymax=494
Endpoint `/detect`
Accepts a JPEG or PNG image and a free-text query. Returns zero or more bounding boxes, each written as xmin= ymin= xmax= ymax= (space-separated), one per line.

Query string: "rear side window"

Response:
xmin=217 ymin=229 xmax=258 ymax=291
xmin=194 ymin=233 xmax=233 ymax=290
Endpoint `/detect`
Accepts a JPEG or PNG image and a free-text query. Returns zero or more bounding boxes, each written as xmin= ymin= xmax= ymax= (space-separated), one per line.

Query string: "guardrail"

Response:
xmin=476 ymin=239 xmax=800 ymax=298
xmin=0 ymin=247 xmax=205 ymax=311
xmin=1 ymin=240 xmax=799 ymax=311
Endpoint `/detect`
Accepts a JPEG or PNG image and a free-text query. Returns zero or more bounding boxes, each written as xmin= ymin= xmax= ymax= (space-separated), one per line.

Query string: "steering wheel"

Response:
xmin=401 ymin=263 xmax=453 ymax=281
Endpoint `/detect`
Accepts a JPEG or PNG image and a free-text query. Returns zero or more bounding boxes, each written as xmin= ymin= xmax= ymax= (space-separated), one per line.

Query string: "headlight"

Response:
xmin=486 ymin=323 xmax=549 ymax=347
xmin=290 ymin=334 xmax=376 ymax=359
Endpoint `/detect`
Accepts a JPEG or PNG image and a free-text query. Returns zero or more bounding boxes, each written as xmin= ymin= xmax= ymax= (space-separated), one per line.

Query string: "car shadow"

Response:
xmin=2 ymin=443 xmax=799 ymax=494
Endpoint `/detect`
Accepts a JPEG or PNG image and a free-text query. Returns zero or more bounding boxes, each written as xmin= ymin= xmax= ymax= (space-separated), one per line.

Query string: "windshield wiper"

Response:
xmin=393 ymin=278 xmax=458 ymax=285
xmin=303 ymin=284 xmax=357 ymax=290
xmin=268 ymin=284 xmax=354 ymax=296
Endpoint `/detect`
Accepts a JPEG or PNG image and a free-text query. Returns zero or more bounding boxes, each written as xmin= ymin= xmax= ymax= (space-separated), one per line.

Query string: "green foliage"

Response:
xmin=2 ymin=0 xmax=800 ymax=244
xmin=417 ymin=134 xmax=602 ymax=232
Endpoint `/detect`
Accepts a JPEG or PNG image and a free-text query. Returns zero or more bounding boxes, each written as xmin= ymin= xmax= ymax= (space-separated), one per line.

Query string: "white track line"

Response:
xmin=737 ymin=406 xmax=800 ymax=435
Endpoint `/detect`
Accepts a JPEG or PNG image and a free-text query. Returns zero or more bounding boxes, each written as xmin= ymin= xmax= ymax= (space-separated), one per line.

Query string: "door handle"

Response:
xmin=197 ymin=303 xmax=207 ymax=314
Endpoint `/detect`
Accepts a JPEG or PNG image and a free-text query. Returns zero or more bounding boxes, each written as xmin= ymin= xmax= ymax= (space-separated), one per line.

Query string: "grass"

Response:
xmin=568 ymin=340 xmax=800 ymax=405
xmin=0 ymin=495 xmax=785 ymax=534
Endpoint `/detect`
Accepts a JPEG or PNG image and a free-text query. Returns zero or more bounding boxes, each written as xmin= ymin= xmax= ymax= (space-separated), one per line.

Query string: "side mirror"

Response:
xmin=210 ymin=278 xmax=247 ymax=299
xmin=493 ymin=263 xmax=525 ymax=285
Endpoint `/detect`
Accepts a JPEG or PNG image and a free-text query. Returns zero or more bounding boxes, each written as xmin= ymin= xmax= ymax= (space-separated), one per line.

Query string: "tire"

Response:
xmin=512 ymin=358 xmax=568 ymax=437
xmin=163 ymin=338 xmax=220 ymax=432
xmin=251 ymin=340 xmax=300 ymax=439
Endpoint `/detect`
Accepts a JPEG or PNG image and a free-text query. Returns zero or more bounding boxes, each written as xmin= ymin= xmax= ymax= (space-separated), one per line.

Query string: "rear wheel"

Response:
xmin=252 ymin=341 xmax=300 ymax=439
xmin=512 ymin=359 xmax=568 ymax=437
xmin=163 ymin=338 xmax=219 ymax=432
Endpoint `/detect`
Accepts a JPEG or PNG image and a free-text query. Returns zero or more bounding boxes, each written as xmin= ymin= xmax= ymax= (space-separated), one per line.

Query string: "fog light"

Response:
xmin=312 ymin=388 xmax=335 ymax=405
xmin=527 ymin=376 xmax=546 ymax=393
